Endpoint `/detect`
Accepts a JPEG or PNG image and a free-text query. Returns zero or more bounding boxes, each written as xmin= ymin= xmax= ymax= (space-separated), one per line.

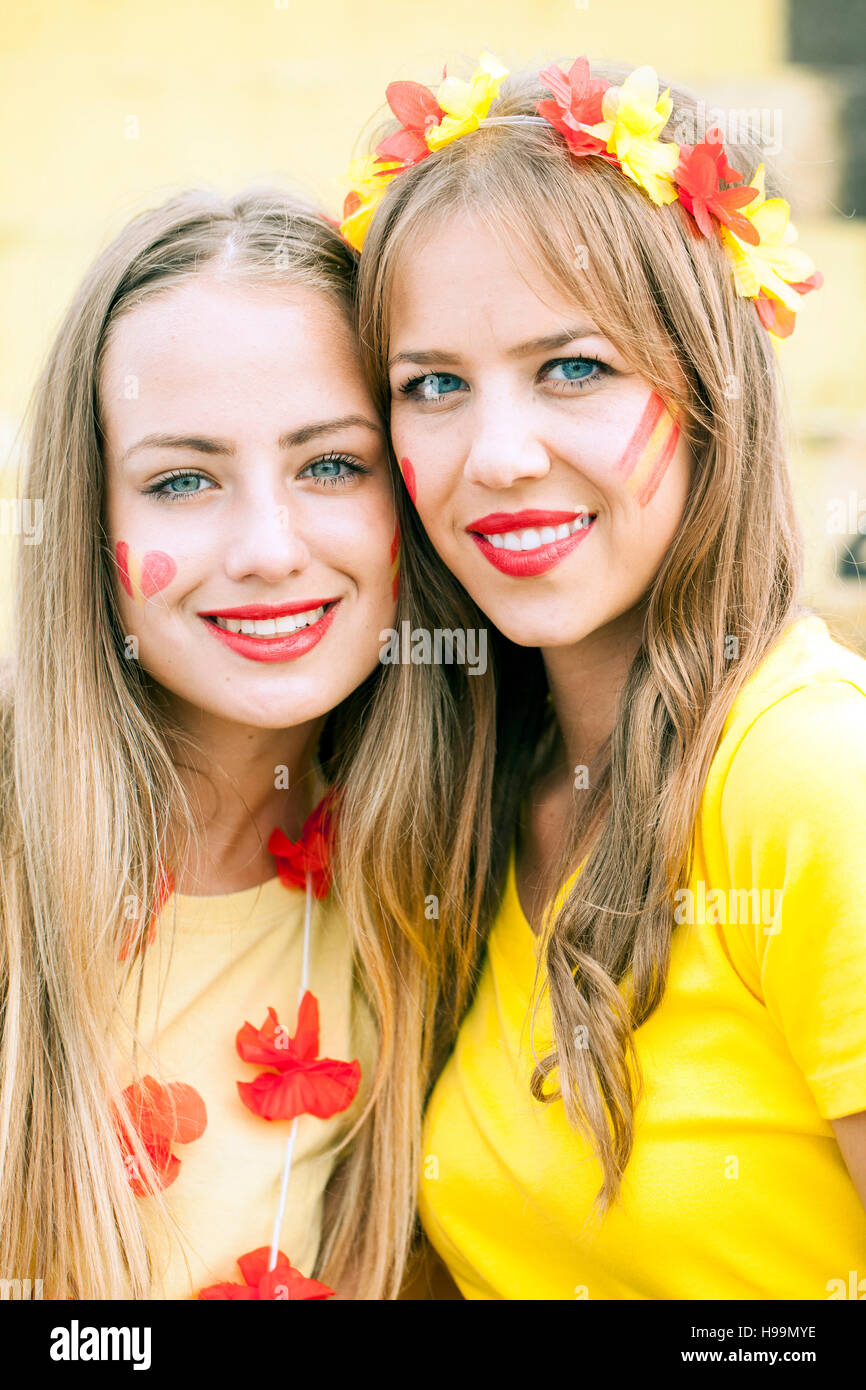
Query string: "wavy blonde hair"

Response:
xmin=0 ymin=187 xmax=501 ymax=1298
xmin=355 ymin=63 xmax=804 ymax=1214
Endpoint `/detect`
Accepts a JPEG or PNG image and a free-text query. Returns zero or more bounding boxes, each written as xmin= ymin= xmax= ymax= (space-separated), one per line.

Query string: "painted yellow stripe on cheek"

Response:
xmin=627 ymin=413 xmax=672 ymax=496
xmin=626 ymin=410 xmax=679 ymax=508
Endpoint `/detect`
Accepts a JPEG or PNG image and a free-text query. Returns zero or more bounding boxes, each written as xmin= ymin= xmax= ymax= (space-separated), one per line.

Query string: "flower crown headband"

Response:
xmin=340 ymin=52 xmax=822 ymax=339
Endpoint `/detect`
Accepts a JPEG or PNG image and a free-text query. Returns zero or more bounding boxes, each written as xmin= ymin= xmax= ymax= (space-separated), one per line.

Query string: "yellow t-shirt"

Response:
xmin=419 ymin=614 xmax=866 ymax=1299
xmin=115 ymin=875 xmax=376 ymax=1298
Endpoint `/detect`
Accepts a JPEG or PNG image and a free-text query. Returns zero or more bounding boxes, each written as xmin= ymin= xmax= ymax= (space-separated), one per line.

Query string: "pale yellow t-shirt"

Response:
xmin=419 ymin=614 xmax=866 ymax=1299
xmin=115 ymin=875 xmax=376 ymax=1298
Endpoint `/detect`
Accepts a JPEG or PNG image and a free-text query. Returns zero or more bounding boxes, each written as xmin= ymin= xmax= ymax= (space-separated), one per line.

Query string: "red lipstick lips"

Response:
xmin=199 ymin=598 xmax=340 ymax=663
xmin=467 ymin=510 xmax=597 ymax=578
xmin=198 ymin=598 xmax=338 ymax=620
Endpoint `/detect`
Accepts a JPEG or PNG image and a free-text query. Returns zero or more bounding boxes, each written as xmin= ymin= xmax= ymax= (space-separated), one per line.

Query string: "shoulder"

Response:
xmin=705 ymin=615 xmax=866 ymax=829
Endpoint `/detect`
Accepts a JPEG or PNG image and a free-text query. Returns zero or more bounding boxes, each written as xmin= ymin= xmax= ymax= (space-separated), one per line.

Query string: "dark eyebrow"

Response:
xmin=121 ymin=433 xmax=235 ymax=464
xmin=121 ymin=415 xmax=382 ymax=464
xmin=388 ymin=325 xmax=600 ymax=370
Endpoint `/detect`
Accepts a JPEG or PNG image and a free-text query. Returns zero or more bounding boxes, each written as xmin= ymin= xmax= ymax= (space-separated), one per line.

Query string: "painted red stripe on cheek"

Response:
xmin=399 ymin=456 xmax=417 ymax=506
xmin=114 ymin=541 xmax=134 ymax=598
xmin=635 ymin=420 xmax=680 ymax=507
xmin=614 ymin=393 xmax=666 ymax=480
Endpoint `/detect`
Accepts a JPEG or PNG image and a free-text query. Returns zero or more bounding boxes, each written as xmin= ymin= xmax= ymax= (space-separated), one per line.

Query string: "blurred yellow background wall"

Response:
xmin=1 ymin=0 xmax=864 ymax=653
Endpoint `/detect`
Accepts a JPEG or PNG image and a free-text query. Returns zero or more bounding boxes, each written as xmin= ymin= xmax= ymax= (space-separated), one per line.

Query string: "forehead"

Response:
xmin=388 ymin=211 xmax=594 ymax=346
xmin=100 ymin=274 xmax=367 ymax=439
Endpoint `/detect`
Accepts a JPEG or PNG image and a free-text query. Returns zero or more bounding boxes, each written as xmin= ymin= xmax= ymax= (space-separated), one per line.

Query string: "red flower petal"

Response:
xmin=237 ymin=1246 xmax=278 ymax=1286
xmin=258 ymin=1264 xmax=334 ymax=1300
xmin=236 ymin=1005 xmax=287 ymax=1068
xmin=788 ymin=271 xmax=823 ymax=294
xmin=163 ymin=1081 xmax=208 ymax=1146
xmin=375 ymin=128 xmax=429 ymax=168
xmin=704 ymin=126 xmax=745 ymax=184
xmin=116 ymin=1075 xmax=207 ymax=1195
xmin=538 ymin=58 xmax=607 ymax=126
xmin=385 ymin=81 xmax=444 ymax=132
xmin=267 ymin=790 xmax=340 ymax=899
xmin=237 ymin=1057 xmax=361 ymax=1122
xmin=197 ymin=1282 xmax=259 ymax=1300
xmin=289 ymin=991 xmax=320 ymax=1062
xmin=236 ymin=993 xmax=320 ymax=1072
xmin=755 ymin=293 xmax=796 ymax=338
xmin=198 ymin=1248 xmax=335 ymax=1300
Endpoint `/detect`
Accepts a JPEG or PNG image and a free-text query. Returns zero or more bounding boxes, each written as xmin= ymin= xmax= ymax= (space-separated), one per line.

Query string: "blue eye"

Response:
xmin=544 ymin=357 xmax=606 ymax=384
xmin=300 ymin=452 xmax=367 ymax=486
xmin=145 ymin=470 xmax=215 ymax=502
xmin=400 ymin=372 xmax=467 ymax=402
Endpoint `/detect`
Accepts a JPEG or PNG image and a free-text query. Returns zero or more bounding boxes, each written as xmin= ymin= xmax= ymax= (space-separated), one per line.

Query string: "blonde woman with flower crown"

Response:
xmin=343 ymin=54 xmax=866 ymax=1299
xmin=0 ymin=187 xmax=497 ymax=1300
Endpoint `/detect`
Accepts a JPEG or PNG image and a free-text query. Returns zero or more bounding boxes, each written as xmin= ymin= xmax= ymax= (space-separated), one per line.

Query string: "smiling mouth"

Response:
xmin=468 ymin=511 xmax=598 ymax=578
xmin=203 ymin=603 xmax=332 ymax=638
xmin=473 ymin=515 xmax=595 ymax=552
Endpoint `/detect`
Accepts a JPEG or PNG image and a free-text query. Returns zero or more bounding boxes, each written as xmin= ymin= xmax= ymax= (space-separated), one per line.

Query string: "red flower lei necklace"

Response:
xmin=116 ymin=788 xmax=361 ymax=1299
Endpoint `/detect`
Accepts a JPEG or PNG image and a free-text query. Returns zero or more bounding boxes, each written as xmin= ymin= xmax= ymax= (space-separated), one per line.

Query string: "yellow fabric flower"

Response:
xmin=426 ymin=51 xmax=509 ymax=151
xmin=339 ymin=154 xmax=400 ymax=251
xmin=587 ymin=65 xmax=679 ymax=205
xmin=719 ymin=166 xmax=816 ymax=311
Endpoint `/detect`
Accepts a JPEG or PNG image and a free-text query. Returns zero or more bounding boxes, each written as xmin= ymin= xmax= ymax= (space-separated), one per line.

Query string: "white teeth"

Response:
xmin=483 ymin=516 xmax=593 ymax=553
xmin=212 ymin=605 xmax=326 ymax=637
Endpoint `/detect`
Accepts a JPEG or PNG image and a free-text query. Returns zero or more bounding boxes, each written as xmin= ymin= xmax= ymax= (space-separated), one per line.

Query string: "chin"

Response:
xmin=493 ymin=610 xmax=595 ymax=650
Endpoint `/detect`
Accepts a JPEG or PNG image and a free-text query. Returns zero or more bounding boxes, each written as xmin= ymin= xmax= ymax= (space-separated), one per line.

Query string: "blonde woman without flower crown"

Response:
xmin=346 ymin=54 xmax=866 ymax=1298
xmin=0 ymin=188 xmax=493 ymax=1299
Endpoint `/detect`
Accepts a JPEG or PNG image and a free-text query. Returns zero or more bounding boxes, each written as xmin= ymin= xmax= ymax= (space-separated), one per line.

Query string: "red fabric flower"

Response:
xmin=118 ymin=866 xmax=174 ymax=962
xmin=197 ymin=1246 xmax=334 ymax=1300
xmin=674 ymin=128 xmax=760 ymax=244
xmin=374 ymin=81 xmax=445 ymax=170
xmin=536 ymin=58 xmax=611 ymax=158
xmin=754 ymin=271 xmax=823 ymax=338
xmin=116 ymin=1075 xmax=207 ymax=1196
xmin=235 ymin=991 xmax=361 ymax=1122
xmin=267 ymin=789 xmax=339 ymax=899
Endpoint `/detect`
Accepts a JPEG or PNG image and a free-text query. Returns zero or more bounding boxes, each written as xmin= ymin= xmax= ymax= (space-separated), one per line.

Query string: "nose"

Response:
xmin=463 ymin=388 xmax=551 ymax=490
xmin=221 ymin=480 xmax=312 ymax=583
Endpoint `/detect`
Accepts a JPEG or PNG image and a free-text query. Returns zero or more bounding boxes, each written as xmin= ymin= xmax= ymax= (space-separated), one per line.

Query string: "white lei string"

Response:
xmin=268 ymin=867 xmax=314 ymax=1272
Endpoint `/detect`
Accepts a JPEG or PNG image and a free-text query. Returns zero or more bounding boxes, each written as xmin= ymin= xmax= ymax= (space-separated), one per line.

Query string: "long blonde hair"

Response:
xmin=355 ymin=64 xmax=804 ymax=1213
xmin=0 ymin=187 xmax=492 ymax=1298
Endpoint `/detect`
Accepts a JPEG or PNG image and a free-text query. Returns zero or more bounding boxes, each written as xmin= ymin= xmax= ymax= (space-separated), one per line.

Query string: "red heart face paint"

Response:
xmin=398 ymin=456 xmax=417 ymax=506
xmin=390 ymin=521 xmax=401 ymax=601
xmin=115 ymin=542 xmax=178 ymax=601
xmin=614 ymin=393 xmax=680 ymax=507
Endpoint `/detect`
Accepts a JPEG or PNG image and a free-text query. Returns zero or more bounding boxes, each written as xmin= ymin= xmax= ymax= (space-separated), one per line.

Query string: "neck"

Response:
xmin=163 ymin=700 xmax=327 ymax=896
xmin=541 ymin=604 xmax=645 ymax=777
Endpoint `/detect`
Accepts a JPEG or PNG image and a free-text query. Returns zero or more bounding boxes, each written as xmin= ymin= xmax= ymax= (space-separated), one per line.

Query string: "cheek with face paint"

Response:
xmin=613 ymin=393 xmax=680 ymax=508
xmin=397 ymin=456 xmax=417 ymax=506
xmin=390 ymin=521 xmax=401 ymax=601
xmin=115 ymin=541 xmax=178 ymax=602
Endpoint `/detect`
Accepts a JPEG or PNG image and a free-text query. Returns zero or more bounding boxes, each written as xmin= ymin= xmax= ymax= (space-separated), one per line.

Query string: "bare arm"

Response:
xmin=831 ymin=1110 xmax=866 ymax=1210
